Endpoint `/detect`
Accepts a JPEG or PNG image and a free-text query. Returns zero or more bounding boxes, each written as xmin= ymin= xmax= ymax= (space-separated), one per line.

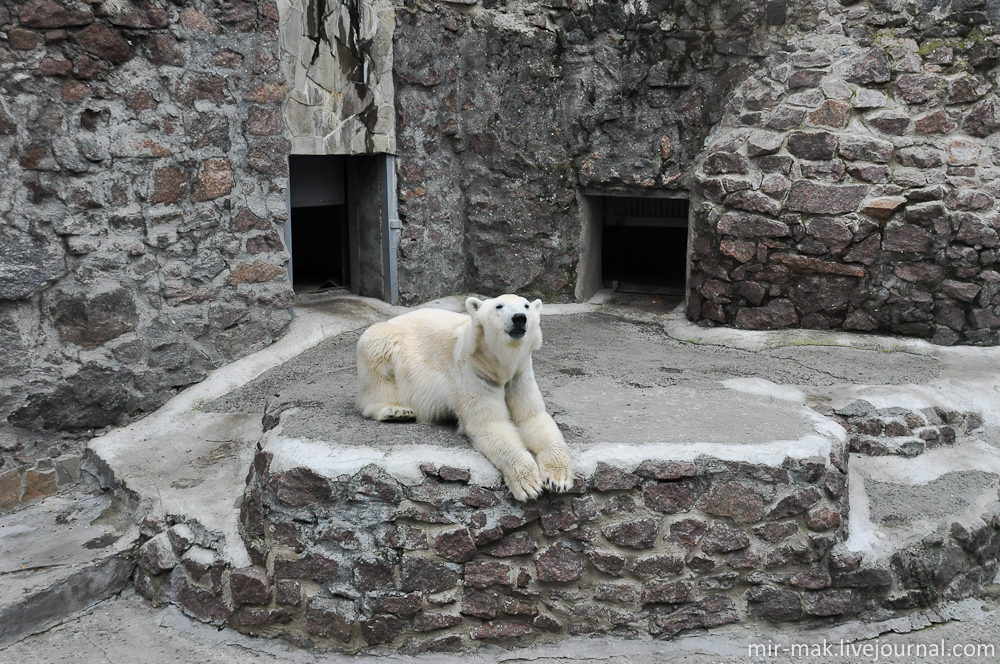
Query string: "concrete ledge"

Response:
xmin=0 ymin=555 xmax=135 ymax=647
xmin=0 ymin=492 xmax=136 ymax=647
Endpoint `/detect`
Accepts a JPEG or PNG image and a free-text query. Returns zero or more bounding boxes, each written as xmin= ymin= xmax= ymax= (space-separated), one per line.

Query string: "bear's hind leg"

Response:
xmin=356 ymin=324 xmax=415 ymax=422
xmin=374 ymin=405 xmax=416 ymax=421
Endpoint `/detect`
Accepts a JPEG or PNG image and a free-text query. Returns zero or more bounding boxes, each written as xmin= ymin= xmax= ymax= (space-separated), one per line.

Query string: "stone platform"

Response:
xmin=29 ymin=292 xmax=1000 ymax=653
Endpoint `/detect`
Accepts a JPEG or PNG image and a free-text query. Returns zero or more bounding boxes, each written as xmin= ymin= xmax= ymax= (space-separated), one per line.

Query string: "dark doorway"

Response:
xmin=602 ymin=196 xmax=689 ymax=295
xmin=288 ymin=155 xmax=349 ymax=293
xmin=289 ymin=204 xmax=349 ymax=292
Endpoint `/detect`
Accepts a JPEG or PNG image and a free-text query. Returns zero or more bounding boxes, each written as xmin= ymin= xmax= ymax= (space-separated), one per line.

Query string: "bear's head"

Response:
xmin=466 ymin=294 xmax=543 ymax=350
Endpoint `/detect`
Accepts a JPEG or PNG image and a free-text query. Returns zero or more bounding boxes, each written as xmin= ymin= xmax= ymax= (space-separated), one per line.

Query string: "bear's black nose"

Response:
xmin=512 ymin=314 xmax=527 ymax=326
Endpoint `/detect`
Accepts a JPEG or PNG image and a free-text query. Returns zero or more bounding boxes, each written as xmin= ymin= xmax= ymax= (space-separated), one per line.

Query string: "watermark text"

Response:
xmin=749 ymin=639 xmax=995 ymax=660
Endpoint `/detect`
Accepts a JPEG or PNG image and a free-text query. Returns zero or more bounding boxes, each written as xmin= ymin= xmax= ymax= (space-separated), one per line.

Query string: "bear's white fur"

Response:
xmin=356 ymin=294 xmax=573 ymax=501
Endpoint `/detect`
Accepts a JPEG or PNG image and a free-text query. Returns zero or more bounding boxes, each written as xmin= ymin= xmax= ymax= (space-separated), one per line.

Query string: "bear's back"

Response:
xmin=383 ymin=308 xmax=470 ymax=367
xmin=388 ymin=308 xmax=469 ymax=335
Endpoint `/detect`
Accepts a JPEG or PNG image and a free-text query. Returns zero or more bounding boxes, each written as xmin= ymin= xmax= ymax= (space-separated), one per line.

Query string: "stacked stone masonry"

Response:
xmin=0 ymin=452 xmax=81 ymax=511
xmin=687 ymin=0 xmax=1000 ymax=344
xmin=0 ymin=0 xmax=293 ymax=432
xmin=129 ymin=442 xmax=1000 ymax=653
xmin=5 ymin=0 xmax=1000 ymax=437
xmin=829 ymin=400 xmax=985 ymax=459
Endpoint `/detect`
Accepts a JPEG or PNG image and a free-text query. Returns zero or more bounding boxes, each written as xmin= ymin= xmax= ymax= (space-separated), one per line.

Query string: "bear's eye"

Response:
xmin=524 ymin=304 xmax=529 ymax=309
xmin=495 ymin=304 xmax=503 ymax=310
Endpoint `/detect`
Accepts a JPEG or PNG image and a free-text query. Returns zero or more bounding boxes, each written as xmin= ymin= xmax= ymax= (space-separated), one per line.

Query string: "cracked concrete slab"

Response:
xmin=865 ymin=471 xmax=999 ymax=528
xmin=0 ymin=490 xmax=136 ymax=647
xmin=847 ymin=441 xmax=1000 ymax=560
xmin=0 ymin=493 xmax=128 ymax=574
xmin=762 ymin=345 xmax=942 ymax=385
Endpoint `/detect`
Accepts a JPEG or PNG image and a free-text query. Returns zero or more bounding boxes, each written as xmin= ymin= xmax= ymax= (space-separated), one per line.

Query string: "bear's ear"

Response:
xmin=531 ymin=299 xmax=543 ymax=312
xmin=466 ymin=297 xmax=483 ymax=316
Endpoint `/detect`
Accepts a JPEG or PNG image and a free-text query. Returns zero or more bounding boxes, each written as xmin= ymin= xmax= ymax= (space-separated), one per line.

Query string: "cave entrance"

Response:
xmin=602 ymin=195 xmax=689 ymax=295
xmin=287 ymin=154 xmax=399 ymax=303
xmin=575 ymin=192 xmax=690 ymax=303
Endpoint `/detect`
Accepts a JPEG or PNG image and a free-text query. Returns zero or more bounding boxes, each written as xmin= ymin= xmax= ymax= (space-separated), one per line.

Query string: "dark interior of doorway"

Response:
xmin=290 ymin=205 xmax=349 ymax=292
xmin=602 ymin=196 xmax=688 ymax=296
xmin=289 ymin=155 xmax=349 ymax=293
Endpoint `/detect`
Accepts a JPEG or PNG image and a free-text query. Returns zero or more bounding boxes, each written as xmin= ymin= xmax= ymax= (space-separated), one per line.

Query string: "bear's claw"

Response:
xmin=541 ymin=471 xmax=574 ymax=493
xmin=504 ymin=455 xmax=543 ymax=502
xmin=536 ymin=448 xmax=574 ymax=493
xmin=376 ymin=406 xmax=416 ymax=422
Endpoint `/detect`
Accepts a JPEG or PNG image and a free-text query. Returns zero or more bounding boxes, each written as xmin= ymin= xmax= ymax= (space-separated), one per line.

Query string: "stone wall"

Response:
xmin=128 ymin=442 xmax=1000 ymax=652
xmin=0 ymin=452 xmax=80 ymax=511
xmin=391 ymin=0 xmax=812 ymax=304
xmin=5 ymin=0 xmax=999 ymax=428
xmin=391 ymin=0 xmax=1000 ymax=345
xmin=687 ymin=0 xmax=1000 ymax=344
xmin=0 ymin=0 xmax=293 ymax=431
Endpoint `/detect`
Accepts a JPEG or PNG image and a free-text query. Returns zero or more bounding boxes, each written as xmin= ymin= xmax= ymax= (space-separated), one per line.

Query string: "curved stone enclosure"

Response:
xmin=103 ymin=302 xmax=1000 ymax=652
xmin=129 ymin=380 xmax=1000 ymax=652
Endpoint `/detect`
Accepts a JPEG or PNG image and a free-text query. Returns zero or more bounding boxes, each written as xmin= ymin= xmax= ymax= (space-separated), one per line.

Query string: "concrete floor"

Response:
xmin=254 ymin=303 xmax=852 ymax=489
xmin=4 ymin=590 xmax=1000 ymax=664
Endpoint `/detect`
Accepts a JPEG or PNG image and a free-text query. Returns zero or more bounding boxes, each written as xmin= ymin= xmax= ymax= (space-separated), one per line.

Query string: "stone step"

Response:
xmin=0 ymin=489 xmax=137 ymax=647
xmin=846 ymin=438 xmax=1000 ymax=611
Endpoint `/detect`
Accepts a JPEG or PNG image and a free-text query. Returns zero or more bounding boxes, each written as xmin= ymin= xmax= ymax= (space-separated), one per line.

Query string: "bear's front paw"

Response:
xmin=376 ymin=405 xmax=416 ymax=422
xmin=503 ymin=454 xmax=543 ymax=502
xmin=536 ymin=447 xmax=574 ymax=493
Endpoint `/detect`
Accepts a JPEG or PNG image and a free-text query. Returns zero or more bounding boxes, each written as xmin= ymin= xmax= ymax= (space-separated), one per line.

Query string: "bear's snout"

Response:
xmin=508 ymin=313 xmax=528 ymax=339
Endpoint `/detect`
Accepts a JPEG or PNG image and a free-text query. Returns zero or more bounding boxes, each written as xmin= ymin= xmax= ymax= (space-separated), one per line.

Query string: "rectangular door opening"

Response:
xmin=288 ymin=155 xmax=349 ymax=294
xmin=602 ymin=195 xmax=689 ymax=296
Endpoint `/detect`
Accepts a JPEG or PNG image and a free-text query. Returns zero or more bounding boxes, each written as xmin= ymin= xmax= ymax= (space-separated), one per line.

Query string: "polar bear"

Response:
xmin=356 ymin=294 xmax=573 ymax=501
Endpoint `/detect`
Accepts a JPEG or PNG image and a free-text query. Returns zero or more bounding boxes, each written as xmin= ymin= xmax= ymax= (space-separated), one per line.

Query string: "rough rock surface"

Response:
xmin=392 ymin=0 xmax=781 ymax=303
xmin=687 ymin=0 xmax=1000 ymax=345
xmin=0 ymin=0 xmax=292 ymax=432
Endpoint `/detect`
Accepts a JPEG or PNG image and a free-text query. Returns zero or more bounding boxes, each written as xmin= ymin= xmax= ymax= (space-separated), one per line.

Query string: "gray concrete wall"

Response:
xmin=575 ymin=194 xmax=603 ymax=303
